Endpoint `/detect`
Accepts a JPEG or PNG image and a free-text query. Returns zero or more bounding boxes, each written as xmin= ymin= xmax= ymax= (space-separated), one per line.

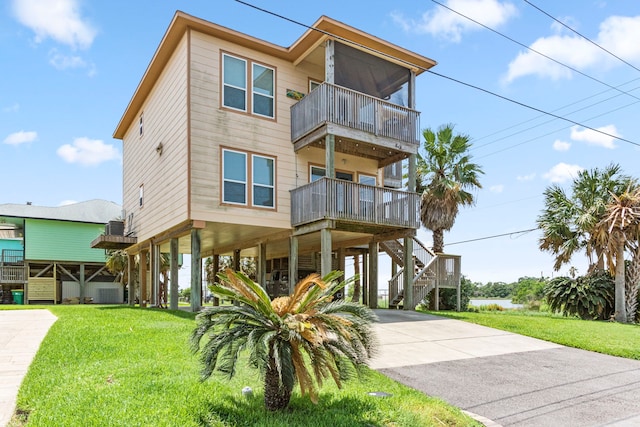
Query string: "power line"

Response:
xmin=471 ymin=77 xmax=640 ymax=148
xmin=523 ymin=0 xmax=640 ymax=74
xmin=474 ymin=96 xmax=640 ymax=159
xmin=429 ymin=0 xmax=640 ymax=102
xmin=444 ymin=228 xmax=538 ymax=247
xmin=234 ymin=0 xmax=640 ymax=148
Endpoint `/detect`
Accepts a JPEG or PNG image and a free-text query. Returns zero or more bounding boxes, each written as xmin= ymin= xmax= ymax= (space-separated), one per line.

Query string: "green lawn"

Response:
xmin=5 ymin=305 xmax=479 ymax=427
xmin=422 ymin=309 xmax=640 ymax=360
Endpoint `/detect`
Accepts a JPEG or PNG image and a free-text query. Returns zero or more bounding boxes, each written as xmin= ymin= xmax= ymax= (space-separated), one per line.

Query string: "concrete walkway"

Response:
xmin=0 ymin=310 xmax=57 ymax=427
xmin=372 ymin=310 xmax=640 ymax=427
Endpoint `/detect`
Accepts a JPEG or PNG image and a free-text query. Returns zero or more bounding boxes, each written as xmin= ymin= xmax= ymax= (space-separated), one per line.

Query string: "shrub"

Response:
xmin=422 ymin=276 xmax=474 ymax=311
xmin=544 ymin=271 xmax=614 ymax=320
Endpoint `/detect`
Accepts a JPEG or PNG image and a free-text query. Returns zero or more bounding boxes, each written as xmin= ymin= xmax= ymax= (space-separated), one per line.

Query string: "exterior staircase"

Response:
xmin=381 ymin=237 xmax=437 ymax=309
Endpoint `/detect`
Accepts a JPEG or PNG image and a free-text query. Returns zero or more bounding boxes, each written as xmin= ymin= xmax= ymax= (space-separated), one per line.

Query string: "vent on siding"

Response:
xmin=98 ymin=288 xmax=119 ymax=304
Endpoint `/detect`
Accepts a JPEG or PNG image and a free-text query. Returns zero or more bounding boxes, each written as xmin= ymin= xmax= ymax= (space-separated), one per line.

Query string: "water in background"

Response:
xmin=469 ymin=299 xmax=523 ymax=309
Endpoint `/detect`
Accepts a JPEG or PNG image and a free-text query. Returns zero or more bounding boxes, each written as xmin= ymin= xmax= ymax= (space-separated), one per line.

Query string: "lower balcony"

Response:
xmin=0 ymin=265 xmax=26 ymax=284
xmin=290 ymin=177 xmax=420 ymax=230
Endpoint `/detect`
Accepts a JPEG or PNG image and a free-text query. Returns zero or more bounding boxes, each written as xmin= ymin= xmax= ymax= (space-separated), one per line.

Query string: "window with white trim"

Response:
xmin=222 ymin=149 xmax=275 ymax=208
xmin=222 ymin=53 xmax=275 ymax=118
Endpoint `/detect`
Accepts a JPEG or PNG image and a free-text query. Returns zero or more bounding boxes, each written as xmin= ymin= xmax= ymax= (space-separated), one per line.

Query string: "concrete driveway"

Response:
xmin=0 ymin=310 xmax=57 ymax=427
xmin=371 ymin=309 xmax=640 ymax=427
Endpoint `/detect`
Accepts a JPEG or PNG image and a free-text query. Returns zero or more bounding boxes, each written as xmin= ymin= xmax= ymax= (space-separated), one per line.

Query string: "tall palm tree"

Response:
xmin=191 ymin=269 xmax=377 ymax=411
xmin=538 ymin=164 xmax=627 ymax=272
xmin=417 ymin=124 xmax=483 ymax=252
xmin=596 ymin=186 xmax=640 ymax=322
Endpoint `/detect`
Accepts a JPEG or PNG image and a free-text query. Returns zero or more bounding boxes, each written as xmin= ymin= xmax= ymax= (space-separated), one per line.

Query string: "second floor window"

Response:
xmin=222 ymin=53 xmax=275 ymax=119
xmin=222 ymin=148 xmax=275 ymax=208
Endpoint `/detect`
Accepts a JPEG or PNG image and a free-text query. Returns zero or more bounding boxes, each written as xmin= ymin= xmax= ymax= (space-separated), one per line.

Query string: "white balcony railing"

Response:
xmin=291 ymin=83 xmax=420 ymax=145
xmin=290 ymin=177 xmax=420 ymax=228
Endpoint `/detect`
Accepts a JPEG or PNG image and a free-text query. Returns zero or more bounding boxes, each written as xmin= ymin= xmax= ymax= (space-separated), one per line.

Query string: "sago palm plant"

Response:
xmin=190 ymin=269 xmax=378 ymax=411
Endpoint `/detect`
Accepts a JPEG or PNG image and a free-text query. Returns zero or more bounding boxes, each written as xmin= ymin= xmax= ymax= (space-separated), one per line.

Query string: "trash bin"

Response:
xmin=11 ymin=290 xmax=24 ymax=305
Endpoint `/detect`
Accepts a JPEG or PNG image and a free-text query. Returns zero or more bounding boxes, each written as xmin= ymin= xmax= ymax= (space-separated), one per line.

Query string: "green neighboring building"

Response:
xmin=0 ymin=200 xmax=122 ymax=304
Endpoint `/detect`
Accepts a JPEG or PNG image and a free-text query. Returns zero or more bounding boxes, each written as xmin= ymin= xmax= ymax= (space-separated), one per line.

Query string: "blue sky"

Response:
xmin=1 ymin=0 xmax=639 ymax=285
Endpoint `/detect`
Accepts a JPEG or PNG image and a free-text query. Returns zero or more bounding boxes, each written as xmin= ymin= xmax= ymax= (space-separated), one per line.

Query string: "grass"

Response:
xmin=4 ymin=305 xmax=480 ymax=427
xmin=422 ymin=308 xmax=640 ymax=360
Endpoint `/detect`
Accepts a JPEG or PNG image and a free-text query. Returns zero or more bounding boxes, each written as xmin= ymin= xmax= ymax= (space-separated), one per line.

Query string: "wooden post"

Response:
xmin=368 ymin=241 xmax=378 ymax=309
xmin=325 ymin=135 xmax=335 ymax=179
xmin=289 ymin=236 xmax=298 ymax=295
xmin=79 ymin=263 xmax=85 ymax=304
xmin=170 ymin=238 xmax=179 ymax=310
xmin=212 ymin=254 xmax=220 ymax=306
xmin=151 ymin=244 xmax=159 ymax=306
xmin=320 ymin=228 xmax=332 ymax=278
xmin=190 ymin=229 xmax=202 ymax=312
xmin=404 ymin=152 xmax=417 ymax=310
xmin=258 ymin=243 xmax=267 ymax=287
xmin=362 ymin=250 xmax=368 ymax=305
xmin=233 ymin=249 xmax=240 ymax=271
xmin=127 ymin=254 xmax=135 ymax=306
xmin=325 ymin=39 xmax=334 ymax=84
xmin=140 ymin=250 xmax=148 ymax=307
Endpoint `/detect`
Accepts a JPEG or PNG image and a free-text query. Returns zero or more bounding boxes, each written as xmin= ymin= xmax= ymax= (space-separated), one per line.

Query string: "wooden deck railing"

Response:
xmin=291 ymin=82 xmax=420 ymax=145
xmin=0 ymin=266 xmax=26 ymax=283
xmin=290 ymin=177 xmax=420 ymax=228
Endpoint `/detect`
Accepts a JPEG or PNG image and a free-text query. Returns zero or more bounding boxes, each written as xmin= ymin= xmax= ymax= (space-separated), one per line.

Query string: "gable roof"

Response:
xmin=0 ymin=200 xmax=122 ymax=224
xmin=113 ymin=11 xmax=437 ymax=140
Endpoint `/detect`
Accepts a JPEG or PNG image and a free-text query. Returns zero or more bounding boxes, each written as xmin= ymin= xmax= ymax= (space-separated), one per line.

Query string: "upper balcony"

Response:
xmin=291 ymin=83 xmax=420 ymax=168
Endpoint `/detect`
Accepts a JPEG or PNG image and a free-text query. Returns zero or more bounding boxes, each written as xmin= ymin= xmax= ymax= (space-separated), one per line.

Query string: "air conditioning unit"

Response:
xmin=105 ymin=220 xmax=125 ymax=236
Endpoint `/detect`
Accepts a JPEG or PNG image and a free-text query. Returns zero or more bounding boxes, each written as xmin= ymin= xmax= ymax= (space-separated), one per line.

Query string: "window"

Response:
xmin=139 ymin=184 xmax=144 ymax=207
xmin=139 ymin=114 xmax=144 ymax=136
xmin=309 ymin=79 xmax=322 ymax=92
xmin=222 ymin=149 xmax=275 ymax=208
xmin=222 ymin=53 xmax=275 ymax=119
xmin=252 ymin=155 xmax=274 ymax=207
xmin=223 ymin=54 xmax=247 ymax=111
xmin=222 ymin=150 xmax=247 ymax=204
xmin=253 ymin=64 xmax=274 ymax=117
xmin=310 ymin=166 xmax=326 ymax=182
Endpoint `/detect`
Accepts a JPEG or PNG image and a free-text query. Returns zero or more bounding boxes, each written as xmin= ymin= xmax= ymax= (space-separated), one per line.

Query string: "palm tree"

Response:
xmin=416 ymin=124 xmax=483 ymax=252
xmin=538 ymin=164 xmax=628 ymax=272
xmin=191 ymin=269 xmax=377 ymax=411
xmin=596 ymin=186 xmax=640 ymax=322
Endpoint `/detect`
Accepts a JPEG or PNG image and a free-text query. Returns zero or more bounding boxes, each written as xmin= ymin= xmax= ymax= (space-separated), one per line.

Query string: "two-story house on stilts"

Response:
xmin=98 ymin=11 xmax=461 ymax=312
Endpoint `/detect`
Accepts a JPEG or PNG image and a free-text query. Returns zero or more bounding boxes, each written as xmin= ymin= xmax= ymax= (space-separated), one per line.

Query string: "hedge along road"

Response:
xmin=371 ymin=309 xmax=640 ymax=427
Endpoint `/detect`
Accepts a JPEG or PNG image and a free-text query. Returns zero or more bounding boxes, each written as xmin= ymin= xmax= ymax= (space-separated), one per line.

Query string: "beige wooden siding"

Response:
xmin=122 ymin=35 xmax=190 ymax=243
xmin=189 ymin=32 xmax=314 ymax=228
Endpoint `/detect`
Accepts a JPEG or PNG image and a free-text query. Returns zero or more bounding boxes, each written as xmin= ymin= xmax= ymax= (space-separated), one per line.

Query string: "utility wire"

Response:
xmin=430 ymin=0 xmax=640 ymax=102
xmin=471 ymin=77 xmax=640 ymax=147
xmin=523 ymin=0 xmax=640 ymax=74
xmin=444 ymin=228 xmax=538 ymax=247
xmin=234 ymin=0 xmax=640 ymax=148
xmin=475 ymin=98 xmax=640 ymax=159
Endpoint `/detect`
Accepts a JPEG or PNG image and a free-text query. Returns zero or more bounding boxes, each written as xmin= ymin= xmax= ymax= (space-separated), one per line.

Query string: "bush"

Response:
xmin=422 ymin=276 xmax=474 ymax=311
xmin=544 ymin=271 xmax=614 ymax=320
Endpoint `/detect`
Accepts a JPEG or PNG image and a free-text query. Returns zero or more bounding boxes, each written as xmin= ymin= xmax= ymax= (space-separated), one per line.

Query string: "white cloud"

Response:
xmin=4 ymin=130 xmax=37 ymax=145
xmin=570 ymin=125 xmax=619 ymax=149
xmin=49 ymin=50 xmax=86 ymax=70
xmin=391 ymin=0 xmax=517 ymax=42
xmin=552 ymin=139 xmax=571 ymax=151
xmin=517 ymin=173 xmax=536 ymax=181
xmin=543 ymin=163 xmax=584 ymax=183
xmin=489 ymin=184 xmax=504 ymax=193
xmin=57 ymin=137 xmax=120 ymax=166
xmin=504 ymin=15 xmax=640 ymax=83
xmin=12 ymin=0 xmax=97 ymax=49
xmin=3 ymin=103 xmax=20 ymax=113
xmin=58 ymin=200 xmax=78 ymax=206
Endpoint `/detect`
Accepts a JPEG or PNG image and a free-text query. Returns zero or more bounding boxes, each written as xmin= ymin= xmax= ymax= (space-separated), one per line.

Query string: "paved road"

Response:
xmin=371 ymin=309 xmax=640 ymax=427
